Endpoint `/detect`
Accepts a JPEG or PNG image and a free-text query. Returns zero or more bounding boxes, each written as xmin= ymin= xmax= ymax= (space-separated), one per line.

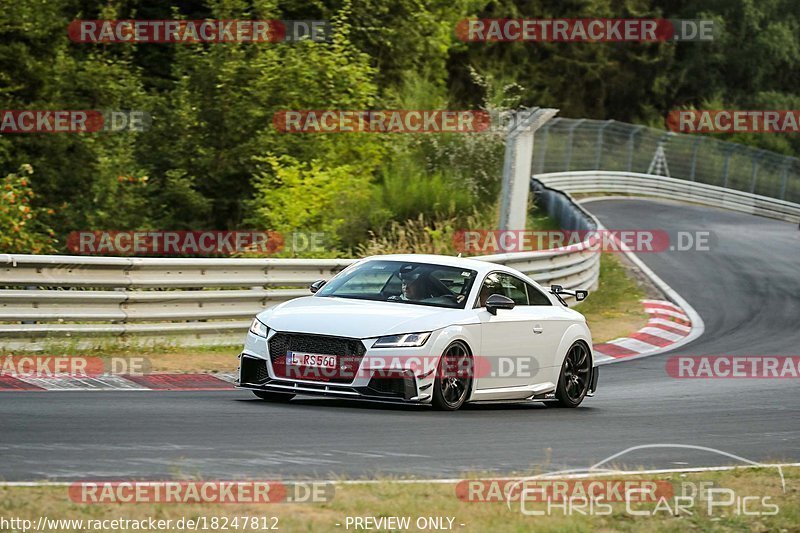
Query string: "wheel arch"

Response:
xmin=423 ymin=325 xmax=479 ymax=404
xmin=550 ymin=323 xmax=594 ymax=382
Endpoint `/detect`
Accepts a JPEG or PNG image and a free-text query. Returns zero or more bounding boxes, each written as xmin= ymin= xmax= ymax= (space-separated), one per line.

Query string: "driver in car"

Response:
xmin=390 ymin=268 xmax=465 ymax=305
xmin=399 ymin=271 xmax=428 ymax=301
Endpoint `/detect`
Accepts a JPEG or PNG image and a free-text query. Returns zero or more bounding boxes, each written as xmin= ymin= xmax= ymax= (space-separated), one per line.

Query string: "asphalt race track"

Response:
xmin=1 ymin=199 xmax=799 ymax=481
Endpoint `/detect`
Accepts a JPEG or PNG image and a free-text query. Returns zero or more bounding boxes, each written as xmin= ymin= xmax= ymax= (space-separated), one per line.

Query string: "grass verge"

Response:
xmin=574 ymin=254 xmax=650 ymax=343
xmin=0 ymin=467 xmax=797 ymax=532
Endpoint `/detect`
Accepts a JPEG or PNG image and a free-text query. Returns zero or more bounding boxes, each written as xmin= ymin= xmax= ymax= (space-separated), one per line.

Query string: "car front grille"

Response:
xmin=268 ymin=333 xmax=366 ymax=384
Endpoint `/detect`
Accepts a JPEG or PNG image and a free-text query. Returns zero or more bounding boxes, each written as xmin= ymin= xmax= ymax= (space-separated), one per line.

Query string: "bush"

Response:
xmin=0 ymin=165 xmax=56 ymax=254
xmin=247 ymin=155 xmax=380 ymax=254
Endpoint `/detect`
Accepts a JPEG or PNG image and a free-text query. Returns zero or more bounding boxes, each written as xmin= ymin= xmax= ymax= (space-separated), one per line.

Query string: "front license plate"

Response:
xmin=286 ymin=351 xmax=338 ymax=369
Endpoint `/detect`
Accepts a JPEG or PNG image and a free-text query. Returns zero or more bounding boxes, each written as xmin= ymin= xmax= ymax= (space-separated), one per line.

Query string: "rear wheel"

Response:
xmin=252 ymin=391 xmax=295 ymax=402
xmin=552 ymin=342 xmax=592 ymax=408
xmin=432 ymin=341 xmax=472 ymax=411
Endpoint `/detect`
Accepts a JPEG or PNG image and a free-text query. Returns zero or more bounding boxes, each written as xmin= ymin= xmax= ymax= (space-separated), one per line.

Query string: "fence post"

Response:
xmin=750 ymin=151 xmax=765 ymax=194
xmin=564 ymin=119 xmax=585 ymax=171
xmin=779 ymin=161 xmax=791 ymax=200
xmin=626 ymin=125 xmax=644 ymax=172
xmin=722 ymin=146 xmax=734 ymax=188
xmin=595 ymin=120 xmax=613 ymax=169
xmin=689 ymin=136 xmax=703 ymax=181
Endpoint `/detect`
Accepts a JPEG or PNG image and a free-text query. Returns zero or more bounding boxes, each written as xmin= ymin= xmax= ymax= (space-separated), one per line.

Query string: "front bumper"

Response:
xmin=237 ymin=353 xmax=424 ymax=403
xmin=238 ymin=374 xmax=423 ymax=403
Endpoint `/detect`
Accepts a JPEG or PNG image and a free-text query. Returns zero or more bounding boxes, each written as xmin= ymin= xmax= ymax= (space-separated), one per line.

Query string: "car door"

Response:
xmin=521 ymin=281 xmax=572 ymax=377
xmin=475 ymin=273 xmax=564 ymax=390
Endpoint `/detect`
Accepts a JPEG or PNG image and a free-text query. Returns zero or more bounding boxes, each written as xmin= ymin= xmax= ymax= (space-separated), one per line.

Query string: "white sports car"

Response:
xmin=237 ymin=254 xmax=597 ymax=410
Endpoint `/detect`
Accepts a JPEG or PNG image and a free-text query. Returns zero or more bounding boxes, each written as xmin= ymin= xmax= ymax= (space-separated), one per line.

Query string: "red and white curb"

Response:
xmin=593 ymin=299 xmax=697 ymax=364
xmin=0 ymin=372 xmax=237 ymax=391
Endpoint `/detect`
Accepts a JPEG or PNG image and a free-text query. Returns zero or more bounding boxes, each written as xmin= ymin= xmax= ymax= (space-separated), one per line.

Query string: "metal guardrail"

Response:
xmin=0 ymin=245 xmax=600 ymax=349
xmin=536 ymin=171 xmax=800 ymax=224
xmin=533 ymin=118 xmax=800 ymax=204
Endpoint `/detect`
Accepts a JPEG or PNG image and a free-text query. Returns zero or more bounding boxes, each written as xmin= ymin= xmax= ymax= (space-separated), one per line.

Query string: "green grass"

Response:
xmin=527 ymin=206 xmax=562 ymax=232
xmin=4 ymin=341 xmax=238 ymax=357
xmin=1 ymin=467 xmax=796 ymax=532
xmin=0 ymin=341 xmax=241 ymax=373
xmin=574 ymin=254 xmax=649 ymax=343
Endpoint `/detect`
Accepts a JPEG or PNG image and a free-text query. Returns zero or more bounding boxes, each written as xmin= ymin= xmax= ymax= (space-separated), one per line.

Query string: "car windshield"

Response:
xmin=315 ymin=260 xmax=478 ymax=309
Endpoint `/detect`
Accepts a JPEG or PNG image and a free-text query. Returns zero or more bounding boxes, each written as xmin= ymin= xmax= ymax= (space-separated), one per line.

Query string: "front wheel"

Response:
xmin=432 ymin=341 xmax=472 ymax=411
xmin=252 ymin=391 xmax=295 ymax=402
xmin=552 ymin=342 xmax=592 ymax=408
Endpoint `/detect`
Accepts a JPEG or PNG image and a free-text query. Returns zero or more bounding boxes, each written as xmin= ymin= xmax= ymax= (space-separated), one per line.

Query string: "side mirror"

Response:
xmin=486 ymin=293 xmax=515 ymax=315
xmin=550 ymin=284 xmax=589 ymax=305
xmin=309 ymin=279 xmax=327 ymax=294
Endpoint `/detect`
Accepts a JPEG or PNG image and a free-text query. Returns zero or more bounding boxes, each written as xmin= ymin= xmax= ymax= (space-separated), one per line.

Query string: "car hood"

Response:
xmin=257 ymin=296 xmax=475 ymax=339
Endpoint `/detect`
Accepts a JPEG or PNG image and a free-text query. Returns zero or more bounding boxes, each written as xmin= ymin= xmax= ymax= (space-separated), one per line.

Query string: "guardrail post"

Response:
xmin=563 ymin=119 xmax=585 ymax=171
xmin=626 ymin=125 xmax=644 ymax=172
xmin=595 ymin=120 xmax=613 ymax=169
xmin=499 ymin=107 xmax=559 ymax=242
xmin=22 ymin=285 xmax=36 ymax=325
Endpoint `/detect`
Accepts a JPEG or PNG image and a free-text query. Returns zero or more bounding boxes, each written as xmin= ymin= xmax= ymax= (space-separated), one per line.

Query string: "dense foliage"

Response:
xmin=1 ymin=0 xmax=799 ymax=254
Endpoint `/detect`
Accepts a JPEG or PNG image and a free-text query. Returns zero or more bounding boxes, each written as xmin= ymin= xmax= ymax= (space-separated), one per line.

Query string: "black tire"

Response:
xmin=252 ymin=391 xmax=295 ymax=402
xmin=432 ymin=341 xmax=472 ymax=411
xmin=552 ymin=342 xmax=592 ymax=408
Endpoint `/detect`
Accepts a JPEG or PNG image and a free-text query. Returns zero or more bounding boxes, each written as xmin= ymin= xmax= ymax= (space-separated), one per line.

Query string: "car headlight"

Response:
xmin=372 ymin=332 xmax=431 ymax=348
xmin=249 ymin=318 xmax=269 ymax=338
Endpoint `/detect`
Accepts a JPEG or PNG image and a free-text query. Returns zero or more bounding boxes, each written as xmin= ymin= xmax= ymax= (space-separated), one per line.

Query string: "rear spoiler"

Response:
xmin=550 ymin=284 xmax=588 ymax=306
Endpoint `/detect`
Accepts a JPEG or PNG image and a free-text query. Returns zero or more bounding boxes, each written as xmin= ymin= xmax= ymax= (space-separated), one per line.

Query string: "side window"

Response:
xmin=430 ymin=268 xmax=468 ymax=297
xmin=501 ymin=274 xmax=529 ymax=305
xmin=526 ymin=283 xmax=552 ymax=306
xmin=477 ymin=273 xmax=502 ymax=307
xmin=477 ymin=273 xmax=529 ymax=306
